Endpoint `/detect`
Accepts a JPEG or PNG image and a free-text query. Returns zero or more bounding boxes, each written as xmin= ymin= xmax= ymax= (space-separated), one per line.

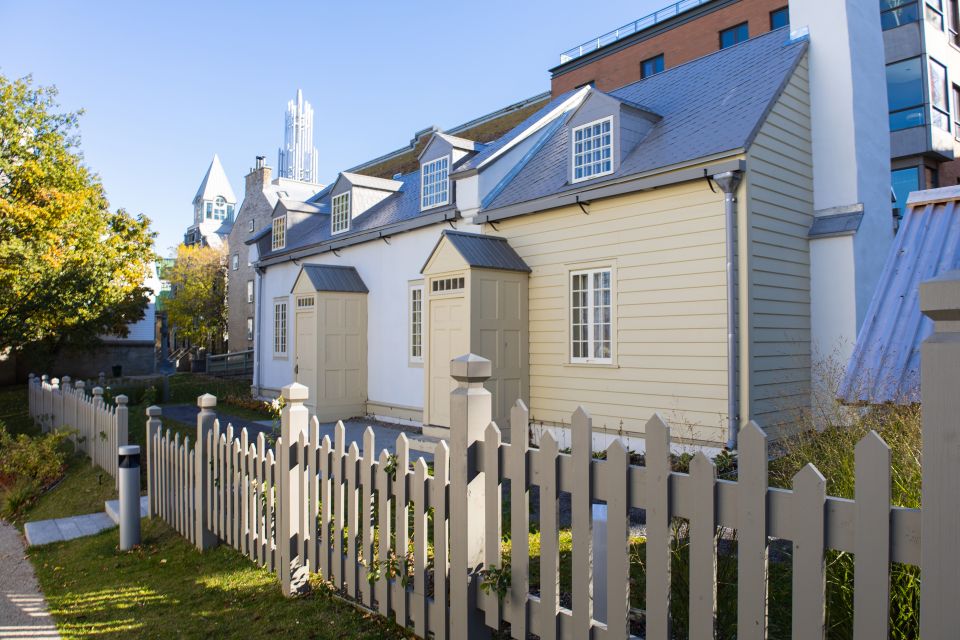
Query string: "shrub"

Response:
xmin=0 ymin=422 xmax=69 ymax=493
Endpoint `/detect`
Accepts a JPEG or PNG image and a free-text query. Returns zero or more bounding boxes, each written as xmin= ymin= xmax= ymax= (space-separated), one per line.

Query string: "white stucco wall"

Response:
xmin=791 ymin=0 xmax=893 ymax=350
xmin=254 ymin=221 xmax=481 ymax=413
xmin=810 ymin=234 xmax=857 ymax=366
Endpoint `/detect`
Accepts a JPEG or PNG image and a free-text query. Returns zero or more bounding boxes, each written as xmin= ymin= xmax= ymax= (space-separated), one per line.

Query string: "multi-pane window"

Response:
xmin=930 ymin=59 xmax=950 ymax=131
xmin=887 ymin=57 xmax=926 ymax=131
xmin=213 ymin=196 xmax=228 ymax=221
xmin=641 ymin=54 xmax=664 ymax=78
xmin=231 ymin=254 xmax=239 ymax=271
xmin=570 ymin=268 xmax=612 ymax=364
xmin=421 ymin=156 xmax=450 ymax=210
xmin=247 ymin=280 xmax=254 ymax=303
xmin=273 ymin=301 xmax=287 ymax=355
xmin=881 ymin=0 xmax=920 ymax=30
xmin=927 ymin=0 xmax=945 ymax=29
xmin=953 ymin=84 xmax=960 ymax=139
xmin=572 ymin=117 xmax=613 ymax=183
xmin=246 ymin=317 xmax=254 ymax=341
xmin=205 ymin=202 xmax=213 ymax=219
xmin=272 ymin=216 xmax=286 ymax=251
xmin=332 ymin=192 xmax=350 ymax=234
xmin=409 ymin=285 xmax=423 ymax=363
xmin=719 ymin=22 xmax=749 ymax=49
xmin=770 ymin=6 xmax=789 ymax=29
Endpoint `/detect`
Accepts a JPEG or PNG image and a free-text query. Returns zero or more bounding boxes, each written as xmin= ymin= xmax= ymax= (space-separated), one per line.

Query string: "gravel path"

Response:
xmin=0 ymin=519 xmax=59 ymax=639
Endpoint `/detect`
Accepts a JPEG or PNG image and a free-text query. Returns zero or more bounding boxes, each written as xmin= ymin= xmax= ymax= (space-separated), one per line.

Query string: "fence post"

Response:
xmin=920 ymin=270 xmax=960 ymax=638
xmin=92 ymin=387 xmax=103 ymax=467
xmin=448 ymin=353 xmax=492 ymax=639
xmin=115 ymin=395 xmax=129 ymax=489
xmin=195 ymin=394 xmax=219 ymax=551
xmin=50 ymin=377 xmax=60 ymax=431
xmin=278 ymin=382 xmax=310 ymax=597
xmin=73 ymin=381 xmax=85 ymax=448
xmin=28 ymin=373 xmax=34 ymax=418
xmin=146 ymin=405 xmax=162 ymax=519
xmin=61 ymin=376 xmax=72 ymax=433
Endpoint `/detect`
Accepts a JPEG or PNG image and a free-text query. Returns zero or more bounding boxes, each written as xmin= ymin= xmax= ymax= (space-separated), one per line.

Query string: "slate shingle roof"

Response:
xmin=484 ymin=28 xmax=807 ymax=212
xmin=296 ymin=264 xmax=369 ymax=293
xmin=429 ymin=230 xmax=531 ymax=273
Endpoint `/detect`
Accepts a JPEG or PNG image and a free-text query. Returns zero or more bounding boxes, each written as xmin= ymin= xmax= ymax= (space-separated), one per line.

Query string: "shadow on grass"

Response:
xmin=30 ymin=518 xmax=414 ymax=640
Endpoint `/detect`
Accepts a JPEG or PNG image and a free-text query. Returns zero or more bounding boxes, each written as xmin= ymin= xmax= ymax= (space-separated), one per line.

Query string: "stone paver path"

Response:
xmin=24 ymin=496 xmax=149 ymax=546
xmin=0 ymin=520 xmax=60 ymax=638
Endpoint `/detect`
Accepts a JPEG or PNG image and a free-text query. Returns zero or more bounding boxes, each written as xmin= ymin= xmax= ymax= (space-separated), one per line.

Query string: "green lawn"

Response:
xmin=14 ymin=454 xmax=118 ymax=527
xmin=30 ymin=518 xmax=413 ymax=640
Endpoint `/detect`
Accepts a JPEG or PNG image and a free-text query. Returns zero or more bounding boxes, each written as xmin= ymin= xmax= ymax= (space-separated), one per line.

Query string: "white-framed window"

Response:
xmin=213 ymin=196 xmax=229 ymax=221
xmin=246 ymin=317 xmax=254 ymax=341
xmin=421 ymin=156 xmax=450 ymax=210
xmin=246 ymin=280 xmax=254 ymax=303
xmin=248 ymin=218 xmax=255 ymax=233
xmin=272 ymin=216 xmax=286 ymax=251
xmin=570 ymin=268 xmax=613 ymax=363
xmin=332 ymin=192 xmax=351 ymax=234
xmin=409 ymin=283 xmax=424 ymax=364
xmin=231 ymin=254 xmax=239 ymax=270
xmin=571 ymin=117 xmax=614 ymax=183
xmin=273 ymin=300 xmax=288 ymax=356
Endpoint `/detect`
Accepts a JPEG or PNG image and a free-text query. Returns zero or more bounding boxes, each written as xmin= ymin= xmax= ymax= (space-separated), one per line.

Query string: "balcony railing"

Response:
xmin=558 ymin=0 xmax=712 ymax=64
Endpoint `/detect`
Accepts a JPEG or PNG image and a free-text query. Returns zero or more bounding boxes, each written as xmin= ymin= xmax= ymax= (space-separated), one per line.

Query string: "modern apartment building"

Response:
xmin=550 ymin=0 xmax=960 ymax=220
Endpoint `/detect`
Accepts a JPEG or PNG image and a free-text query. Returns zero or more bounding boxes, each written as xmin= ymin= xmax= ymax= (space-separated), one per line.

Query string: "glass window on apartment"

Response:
xmin=570 ymin=268 xmax=612 ymax=364
xmin=641 ymin=54 xmax=664 ymax=78
xmin=273 ymin=301 xmax=287 ymax=355
xmin=247 ymin=280 xmax=254 ymax=303
xmin=409 ymin=284 xmax=423 ymax=363
xmin=953 ymin=84 xmax=960 ymax=139
xmin=930 ymin=59 xmax=950 ymax=131
xmin=719 ymin=22 xmax=749 ymax=49
xmin=891 ymin=167 xmax=920 ymax=216
xmin=948 ymin=0 xmax=960 ymax=37
xmin=927 ymin=0 xmax=945 ymax=29
xmin=887 ymin=57 xmax=926 ymax=131
xmin=770 ymin=7 xmax=789 ymax=29
xmin=881 ymin=0 xmax=920 ymax=30
xmin=572 ymin=117 xmax=613 ymax=182
xmin=231 ymin=254 xmax=239 ymax=271
xmin=246 ymin=318 xmax=254 ymax=341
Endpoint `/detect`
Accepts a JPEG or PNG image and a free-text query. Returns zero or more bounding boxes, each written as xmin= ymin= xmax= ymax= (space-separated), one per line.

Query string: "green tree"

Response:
xmin=0 ymin=74 xmax=155 ymax=358
xmin=165 ymin=243 xmax=226 ymax=350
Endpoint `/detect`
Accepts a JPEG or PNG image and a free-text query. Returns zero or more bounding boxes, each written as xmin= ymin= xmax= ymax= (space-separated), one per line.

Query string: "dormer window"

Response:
xmin=332 ymin=192 xmax=350 ymax=234
xmin=272 ymin=216 xmax=286 ymax=251
xmin=572 ymin=117 xmax=613 ymax=183
xmin=421 ymin=156 xmax=450 ymax=210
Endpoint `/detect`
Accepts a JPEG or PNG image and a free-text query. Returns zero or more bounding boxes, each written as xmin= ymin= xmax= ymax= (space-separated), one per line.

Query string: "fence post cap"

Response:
xmin=921 ymin=270 xmax=960 ymax=323
xmin=41 ymin=374 xmax=48 ymax=381
xmin=92 ymin=386 xmax=104 ymax=396
xmin=75 ymin=380 xmax=86 ymax=389
xmin=61 ymin=375 xmax=71 ymax=383
xmin=28 ymin=373 xmax=34 ymax=379
xmin=115 ymin=394 xmax=128 ymax=406
xmin=281 ymin=382 xmax=309 ymax=402
xmin=146 ymin=405 xmax=162 ymax=417
xmin=450 ymin=353 xmax=491 ymax=381
xmin=51 ymin=378 xmax=59 ymax=386
xmin=119 ymin=444 xmax=140 ymax=456
xmin=197 ymin=393 xmax=217 ymax=409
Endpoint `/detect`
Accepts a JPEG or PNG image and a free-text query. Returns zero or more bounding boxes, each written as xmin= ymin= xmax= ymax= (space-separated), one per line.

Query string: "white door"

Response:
xmin=295 ymin=297 xmax=317 ymax=403
xmin=428 ymin=295 xmax=467 ymax=427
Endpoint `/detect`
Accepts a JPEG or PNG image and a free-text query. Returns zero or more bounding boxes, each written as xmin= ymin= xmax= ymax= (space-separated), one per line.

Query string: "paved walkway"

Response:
xmin=24 ymin=497 xmax=149 ymax=547
xmin=159 ymin=405 xmax=438 ymax=459
xmin=0 ymin=520 xmax=60 ymax=638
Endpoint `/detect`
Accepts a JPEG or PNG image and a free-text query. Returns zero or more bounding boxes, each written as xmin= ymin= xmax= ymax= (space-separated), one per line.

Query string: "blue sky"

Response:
xmin=0 ymin=0 xmax=665 ymax=255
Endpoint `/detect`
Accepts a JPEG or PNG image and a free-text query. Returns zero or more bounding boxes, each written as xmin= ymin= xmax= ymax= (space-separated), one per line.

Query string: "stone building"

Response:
xmin=226 ymin=157 xmax=321 ymax=350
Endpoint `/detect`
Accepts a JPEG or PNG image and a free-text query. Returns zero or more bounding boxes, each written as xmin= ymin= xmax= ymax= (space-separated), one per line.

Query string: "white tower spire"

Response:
xmin=278 ymin=89 xmax=319 ymax=183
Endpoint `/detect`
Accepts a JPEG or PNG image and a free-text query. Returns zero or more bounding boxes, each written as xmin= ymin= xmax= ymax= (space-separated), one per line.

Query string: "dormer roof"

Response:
xmin=193 ymin=154 xmax=237 ymax=204
xmin=417 ymin=132 xmax=482 ymax=161
xmin=333 ymin=172 xmax=404 ymax=193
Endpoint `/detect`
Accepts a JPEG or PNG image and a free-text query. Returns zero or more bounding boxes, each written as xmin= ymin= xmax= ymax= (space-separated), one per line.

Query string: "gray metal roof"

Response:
xmin=840 ymin=190 xmax=960 ymax=404
xmin=483 ymin=28 xmax=807 ymax=213
xmin=426 ymin=230 xmax=531 ymax=273
xmin=295 ymin=264 xmax=369 ymax=293
xmin=808 ymin=210 xmax=864 ymax=238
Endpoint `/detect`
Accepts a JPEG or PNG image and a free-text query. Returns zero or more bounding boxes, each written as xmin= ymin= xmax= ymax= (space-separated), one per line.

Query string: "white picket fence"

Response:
xmin=28 ymin=374 xmax=129 ymax=485
xmin=143 ymin=272 xmax=960 ymax=639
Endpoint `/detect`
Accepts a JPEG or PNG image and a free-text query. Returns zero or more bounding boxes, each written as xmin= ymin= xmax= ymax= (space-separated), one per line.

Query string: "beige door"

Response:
xmin=428 ymin=295 xmax=468 ymax=427
xmin=295 ymin=298 xmax=317 ymax=403
xmin=316 ymin=294 xmax=366 ymax=417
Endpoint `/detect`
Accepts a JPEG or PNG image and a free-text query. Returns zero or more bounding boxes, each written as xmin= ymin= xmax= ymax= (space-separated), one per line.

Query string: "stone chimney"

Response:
xmin=245 ymin=156 xmax=272 ymax=196
xmin=790 ymin=0 xmax=893 ymax=363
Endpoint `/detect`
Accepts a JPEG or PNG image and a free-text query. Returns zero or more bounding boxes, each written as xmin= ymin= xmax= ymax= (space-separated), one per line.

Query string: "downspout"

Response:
xmin=254 ymin=266 xmax=264 ymax=397
xmin=712 ymin=170 xmax=743 ymax=450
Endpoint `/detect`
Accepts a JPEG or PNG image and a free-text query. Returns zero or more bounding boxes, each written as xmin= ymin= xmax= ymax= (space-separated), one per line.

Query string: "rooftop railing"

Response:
xmin=558 ymin=0 xmax=712 ymax=64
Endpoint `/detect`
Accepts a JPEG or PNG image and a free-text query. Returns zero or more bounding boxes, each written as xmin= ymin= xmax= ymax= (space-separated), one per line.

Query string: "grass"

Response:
xmin=30 ymin=518 xmax=414 ymax=640
xmin=13 ymin=454 xmax=118 ymax=527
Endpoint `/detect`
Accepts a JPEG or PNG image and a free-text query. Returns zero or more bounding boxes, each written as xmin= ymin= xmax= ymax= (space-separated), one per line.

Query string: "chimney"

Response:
xmin=790 ymin=0 xmax=893 ymax=364
xmin=246 ymin=155 xmax=272 ymax=195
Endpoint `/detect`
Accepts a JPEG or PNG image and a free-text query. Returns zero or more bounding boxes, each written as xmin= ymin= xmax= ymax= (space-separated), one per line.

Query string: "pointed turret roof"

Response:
xmin=193 ymin=154 xmax=237 ymax=204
